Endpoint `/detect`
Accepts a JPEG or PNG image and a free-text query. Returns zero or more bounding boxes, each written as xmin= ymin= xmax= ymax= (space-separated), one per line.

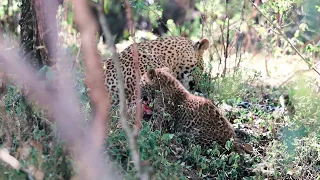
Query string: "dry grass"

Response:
xmin=204 ymin=51 xmax=319 ymax=87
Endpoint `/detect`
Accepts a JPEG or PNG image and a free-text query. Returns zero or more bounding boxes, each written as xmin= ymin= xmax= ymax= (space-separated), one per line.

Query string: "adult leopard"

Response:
xmin=102 ymin=36 xmax=209 ymax=106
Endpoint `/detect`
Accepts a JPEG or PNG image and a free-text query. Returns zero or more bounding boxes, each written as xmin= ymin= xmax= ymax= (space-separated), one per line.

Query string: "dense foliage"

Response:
xmin=0 ymin=0 xmax=320 ymax=179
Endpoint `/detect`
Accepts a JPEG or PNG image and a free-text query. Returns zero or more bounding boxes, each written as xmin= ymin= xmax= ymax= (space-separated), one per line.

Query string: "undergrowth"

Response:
xmin=1 ymin=0 xmax=320 ymax=179
xmin=1 ymin=63 xmax=319 ymax=179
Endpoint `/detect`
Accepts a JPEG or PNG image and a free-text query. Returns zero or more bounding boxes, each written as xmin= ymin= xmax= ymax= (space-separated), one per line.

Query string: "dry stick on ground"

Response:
xmin=94 ymin=2 xmax=146 ymax=180
xmin=0 ymin=148 xmax=35 ymax=180
xmin=249 ymin=1 xmax=320 ymax=76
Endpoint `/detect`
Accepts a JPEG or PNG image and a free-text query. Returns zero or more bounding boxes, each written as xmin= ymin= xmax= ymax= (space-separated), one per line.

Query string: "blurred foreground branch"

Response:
xmin=93 ymin=0 xmax=147 ymax=179
xmin=0 ymin=0 xmax=119 ymax=179
xmin=72 ymin=0 xmax=110 ymax=151
xmin=71 ymin=0 xmax=116 ymax=179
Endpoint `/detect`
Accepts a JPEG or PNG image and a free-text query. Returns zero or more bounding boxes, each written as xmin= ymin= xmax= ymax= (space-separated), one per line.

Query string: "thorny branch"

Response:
xmin=94 ymin=1 xmax=147 ymax=179
xmin=249 ymin=1 xmax=320 ymax=76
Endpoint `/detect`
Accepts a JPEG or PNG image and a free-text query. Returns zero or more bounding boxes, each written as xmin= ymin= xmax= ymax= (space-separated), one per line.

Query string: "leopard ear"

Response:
xmin=147 ymin=68 xmax=157 ymax=80
xmin=198 ymin=38 xmax=210 ymax=50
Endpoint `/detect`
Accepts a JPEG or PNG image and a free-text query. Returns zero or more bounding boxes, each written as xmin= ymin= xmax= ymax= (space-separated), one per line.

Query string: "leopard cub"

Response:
xmin=140 ymin=67 xmax=251 ymax=153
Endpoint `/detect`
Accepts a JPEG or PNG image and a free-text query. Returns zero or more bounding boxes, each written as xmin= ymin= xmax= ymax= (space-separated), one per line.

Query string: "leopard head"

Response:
xmin=194 ymin=38 xmax=210 ymax=72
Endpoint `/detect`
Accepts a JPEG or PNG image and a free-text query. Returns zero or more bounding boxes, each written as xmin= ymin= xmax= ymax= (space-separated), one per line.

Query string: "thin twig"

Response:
xmin=123 ymin=0 xmax=142 ymax=138
xmin=223 ymin=17 xmax=230 ymax=76
xmin=221 ymin=1 xmax=230 ymax=77
xmin=140 ymin=3 xmax=173 ymax=36
xmin=234 ymin=0 xmax=246 ymax=72
xmin=249 ymin=1 xmax=320 ymax=76
xmin=94 ymin=2 xmax=146 ymax=180
xmin=279 ymin=69 xmax=311 ymax=87
xmin=123 ymin=0 xmax=149 ymax=178
xmin=71 ymin=41 xmax=81 ymax=72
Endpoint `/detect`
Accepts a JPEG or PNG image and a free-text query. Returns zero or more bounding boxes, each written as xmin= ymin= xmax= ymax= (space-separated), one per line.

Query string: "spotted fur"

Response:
xmin=140 ymin=67 xmax=248 ymax=153
xmin=102 ymin=36 xmax=209 ymax=106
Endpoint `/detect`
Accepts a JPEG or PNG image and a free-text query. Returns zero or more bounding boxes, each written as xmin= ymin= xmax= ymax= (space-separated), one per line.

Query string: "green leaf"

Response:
xmin=306 ymin=44 xmax=313 ymax=51
xmin=46 ymin=68 xmax=57 ymax=81
xmin=225 ymin=139 xmax=233 ymax=151
xmin=161 ymin=133 xmax=174 ymax=141
xmin=36 ymin=65 xmax=49 ymax=78
xmin=148 ymin=137 xmax=156 ymax=149
xmin=299 ymin=23 xmax=308 ymax=31
xmin=230 ymin=169 xmax=237 ymax=178
xmin=228 ymin=155 xmax=234 ymax=164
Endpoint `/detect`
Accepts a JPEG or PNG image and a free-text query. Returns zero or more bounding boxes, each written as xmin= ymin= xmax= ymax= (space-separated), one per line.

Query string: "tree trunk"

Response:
xmin=19 ymin=0 xmax=59 ymax=70
xmin=18 ymin=0 xmax=59 ymax=133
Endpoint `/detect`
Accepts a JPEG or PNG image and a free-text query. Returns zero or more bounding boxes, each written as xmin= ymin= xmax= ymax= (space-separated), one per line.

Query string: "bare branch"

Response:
xmin=249 ymin=1 xmax=320 ymax=76
xmin=123 ymin=0 xmax=142 ymax=138
xmin=123 ymin=0 xmax=149 ymax=178
xmin=93 ymin=1 xmax=147 ymax=179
